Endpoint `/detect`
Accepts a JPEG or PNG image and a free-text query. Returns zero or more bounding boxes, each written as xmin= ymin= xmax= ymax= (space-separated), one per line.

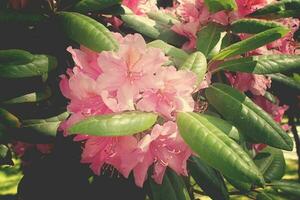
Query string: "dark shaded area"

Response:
xmin=17 ymin=134 xmax=146 ymax=200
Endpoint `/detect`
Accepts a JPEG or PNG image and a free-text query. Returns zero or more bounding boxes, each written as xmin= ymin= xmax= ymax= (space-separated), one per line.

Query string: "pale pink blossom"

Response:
xmin=122 ymin=0 xmax=158 ymax=15
xmin=133 ymin=121 xmax=192 ymax=186
xmin=97 ymin=33 xmax=168 ymax=111
xmin=236 ymin=0 xmax=272 ymax=17
xmin=226 ymin=72 xmax=271 ymax=96
xmin=137 ymin=66 xmax=197 ymax=119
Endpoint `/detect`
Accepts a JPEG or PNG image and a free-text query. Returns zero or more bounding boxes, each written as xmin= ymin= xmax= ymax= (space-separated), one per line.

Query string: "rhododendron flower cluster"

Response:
xmin=59 ymin=33 xmax=197 ymax=187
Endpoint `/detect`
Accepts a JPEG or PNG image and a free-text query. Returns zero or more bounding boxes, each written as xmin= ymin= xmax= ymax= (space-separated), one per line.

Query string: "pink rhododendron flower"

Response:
xmin=59 ymin=33 xmax=197 ymax=187
xmin=122 ymin=0 xmax=158 ymax=15
xmin=226 ymin=72 xmax=271 ymax=96
xmin=12 ymin=141 xmax=52 ymax=157
xmin=236 ymin=0 xmax=272 ymax=17
xmin=9 ymin=0 xmax=29 ymax=10
xmin=97 ymin=33 xmax=168 ymax=111
xmin=133 ymin=121 xmax=192 ymax=186
xmin=137 ymin=66 xmax=196 ymax=119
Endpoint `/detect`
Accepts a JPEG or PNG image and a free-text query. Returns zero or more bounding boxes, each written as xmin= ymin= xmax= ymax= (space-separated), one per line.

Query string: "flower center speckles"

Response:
xmin=127 ymin=71 xmax=143 ymax=83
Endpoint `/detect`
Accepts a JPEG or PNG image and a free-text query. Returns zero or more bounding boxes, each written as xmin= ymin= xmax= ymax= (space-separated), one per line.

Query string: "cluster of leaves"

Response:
xmin=0 ymin=0 xmax=300 ymax=200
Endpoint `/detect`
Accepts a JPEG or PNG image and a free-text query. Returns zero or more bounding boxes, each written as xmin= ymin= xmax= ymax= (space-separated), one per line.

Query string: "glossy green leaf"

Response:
xmin=249 ymin=0 xmax=300 ymax=19
xmin=147 ymin=11 xmax=180 ymax=26
xmin=69 ymin=111 xmax=157 ymax=136
xmin=0 ymin=10 xmax=46 ymax=24
xmin=149 ymin=170 xmax=190 ymax=200
xmin=226 ymin=176 xmax=252 ymax=192
xmin=196 ymin=23 xmax=225 ymax=58
xmin=205 ymin=83 xmax=293 ymax=151
xmin=0 ymin=49 xmax=33 ymax=65
xmin=264 ymin=92 xmax=277 ymax=104
xmin=2 ymin=87 xmax=51 ymax=104
xmin=57 ymin=12 xmax=118 ymax=52
xmin=254 ymin=147 xmax=285 ymax=182
xmin=204 ymin=0 xmax=237 ymax=13
xmin=214 ymin=54 xmax=300 ymax=74
xmin=121 ymin=14 xmax=185 ymax=46
xmin=177 ymin=112 xmax=264 ymax=185
xmin=269 ymin=73 xmax=300 ymax=93
xmin=20 ymin=112 xmax=69 ymax=137
xmin=212 ymin=27 xmax=289 ymax=60
xmin=0 ymin=108 xmax=20 ymax=128
xmin=0 ymin=54 xmax=57 ymax=78
xmin=256 ymin=191 xmax=288 ymax=200
xmin=181 ymin=52 xmax=207 ymax=84
xmin=147 ymin=40 xmax=188 ymax=66
xmin=270 ymin=180 xmax=300 ymax=197
xmin=73 ymin=0 xmax=121 ymax=13
xmin=189 ymin=156 xmax=229 ymax=200
xmin=231 ymin=19 xmax=285 ymax=34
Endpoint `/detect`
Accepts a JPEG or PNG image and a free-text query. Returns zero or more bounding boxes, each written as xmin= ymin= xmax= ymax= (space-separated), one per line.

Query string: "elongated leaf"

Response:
xmin=177 ymin=112 xmax=264 ymax=185
xmin=57 ymin=12 xmax=118 ymax=52
xmin=214 ymin=55 xmax=300 ymax=74
xmin=212 ymin=27 xmax=289 ymax=60
xmin=149 ymin=170 xmax=190 ymax=200
xmin=69 ymin=112 xmax=157 ymax=136
xmin=0 ymin=108 xmax=20 ymax=128
xmin=249 ymin=0 xmax=300 ymax=19
xmin=0 ymin=49 xmax=33 ymax=65
xmin=205 ymin=83 xmax=293 ymax=150
xmin=181 ymin=52 xmax=207 ymax=84
xmin=2 ymin=87 xmax=51 ymax=104
xmin=254 ymin=147 xmax=285 ymax=183
xmin=196 ymin=23 xmax=225 ymax=58
xmin=256 ymin=191 xmax=288 ymax=200
xmin=147 ymin=40 xmax=188 ymax=66
xmin=189 ymin=156 xmax=229 ymax=200
xmin=269 ymin=73 xmax=300 ymax=93
xmin=73 ymin=0 xmax=121 ymax=13
xmin=231 ymin=19 xmax=285 ymax=34
xmin=0 ymin=54 xmax=57 ymax=78
xmin=226 ymin=176 xmax=252 ymax=192
xmin=121 ymin=14 xmax=185 ymax=46
xmin=19 ymin=112 xmax=69 ymax=137
xmin=147 ymin=11 xmax=180 ymax=26
xmin=270 ymin=180 xmax=300 ymax=197
xmin=0 ymin=10 xmax=46 ymax=24
xmin=204 ymin=0 xmax=237 ymax=13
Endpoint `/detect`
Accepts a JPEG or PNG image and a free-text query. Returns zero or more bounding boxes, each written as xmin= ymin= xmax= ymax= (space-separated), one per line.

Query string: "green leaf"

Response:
xmin=189 ymin=156 xmax=229 ymax=200
xmin=226 ymin=176 xmax=252 ymax=192
xmin=2 ymin=87 xmax=51 ymax=104
xmin=73 ymin=0 xmax=121 ymax=13
xmin=0 ymin=108 xmax=20 ymax=128
xmin=269 ymin=73 xmax=300 ymax=93
xmin=0 ymin=10 xmax=46 ymax=24
xmin=256 ymin=191 xmax=289 ymax=200
xmin=147 ymin=11 xmax=180 ymax=26
xmin=204 ymin=0 xmax=237 ymax=13
xmin=181 ymin=52 xmax=207 ymax=84
xmin=69 ymin=111 xmax=157 ymax=136
xmin=57 ymin=12 xmax=118 ymax=52
xmin=205 ymin=83 xmax=294 ymax=151
xmin=121 ymin=14 xmax=186 ymax=46
xmin=147 ymin=40 xmax=189 ymax=66
xmin=212 ymin=27 xmax=289 ymax=60
xmin=254 ymin=147 xmax=285 ymax=182
xmin=19 ymin=112 xmax=69 ymax=138
xmin=0 ymin=54 xmax=57 ymax=78
xmin=231 ymin=19 xmax=285 ymax=34
xmin=214 ymin=54 xmax=300 ymax=74
xmin=270 ymin=180 xmax=300 ymax=197
xmin=149 ymin=170 xmax=190 ymax=200
xmin=249 ymin=0 xmax=300 ymax=19
xmin=196 ymin=23 xmax=225 ymax=58
xmin=177 ymin=112 xmax=264 ymax=185
xmin=0 ymin=49 xmax=33 ymax=65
